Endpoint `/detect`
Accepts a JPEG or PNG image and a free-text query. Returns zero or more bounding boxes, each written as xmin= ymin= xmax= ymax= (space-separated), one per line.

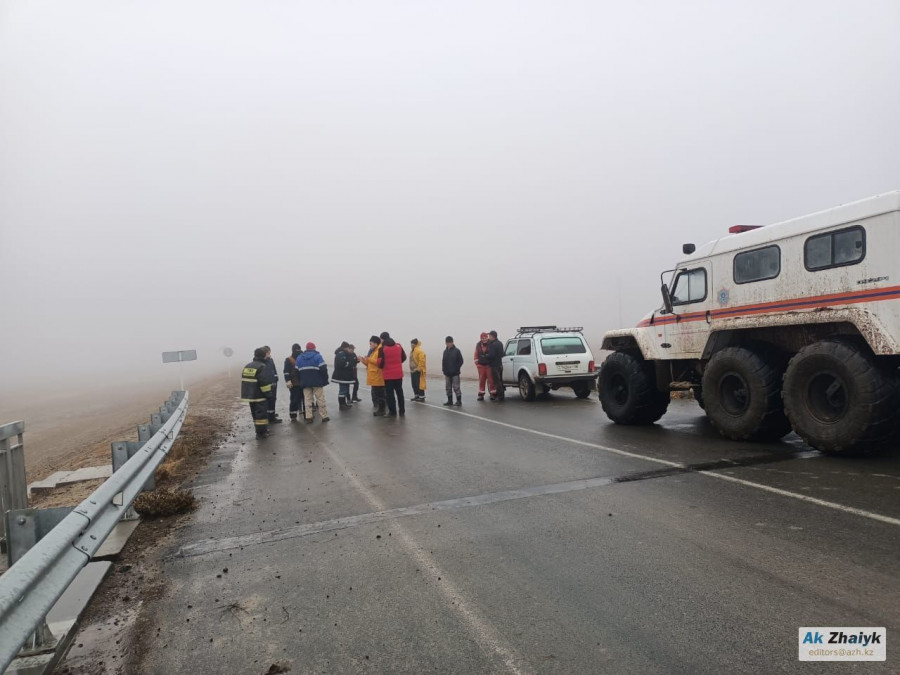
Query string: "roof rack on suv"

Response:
xmin=515 ymin=326 xmax=584 ymax=335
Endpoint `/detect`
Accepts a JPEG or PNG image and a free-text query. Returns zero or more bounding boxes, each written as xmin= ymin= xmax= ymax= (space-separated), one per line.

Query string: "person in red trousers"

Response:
xmin=474 ymin=332 xmax=496 ymax=401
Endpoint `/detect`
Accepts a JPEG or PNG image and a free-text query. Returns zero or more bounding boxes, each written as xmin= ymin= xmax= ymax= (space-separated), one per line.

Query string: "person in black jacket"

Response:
xmin=262 ymin=346 xmax=283 ymax=423
xmin=241 ymin=347 xmax=277 ymax=438
xmin=283 ymin=343 xmax=305 ymax=421
xmin=441 ymin=336 xmax=464 ymax=406
xmin=349 ymin=344 xmax=362 ymax=402
xmin=332 ymin=341 xmax=358 ymax=410
xmin=487 ymin=330 xmax=506 ymax=401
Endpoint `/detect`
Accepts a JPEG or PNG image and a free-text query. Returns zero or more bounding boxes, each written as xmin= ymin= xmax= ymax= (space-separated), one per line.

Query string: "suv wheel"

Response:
xmin=518 ymin=372 xmax=536 ymax=401
xmin=572 ymin=382 xmax=591 ymax=399
xmin=702 ymin=346 xmax=791 ymax=441
xmin=782 ymin=339 xmax=900 ymax=454
xmin=598 ymin=352 xmax=669 ymax=424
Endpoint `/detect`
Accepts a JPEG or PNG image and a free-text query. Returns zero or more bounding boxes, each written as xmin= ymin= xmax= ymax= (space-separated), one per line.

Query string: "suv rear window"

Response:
xmin=540 ymin=337 xmax=586 ymax=355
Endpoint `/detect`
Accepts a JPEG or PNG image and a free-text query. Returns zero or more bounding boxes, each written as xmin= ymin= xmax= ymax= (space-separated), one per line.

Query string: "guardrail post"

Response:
xmin=149 ymin=413 xmax=163 ymax=437
xmin=0 ymin=421 xmax=28 ymax=554
xmin=4 ymin=507 xmax=74 ymax=656
xmin=138 ymin=423 xmax=152 ymax=443
xmin=111 ymin=441 xmax=155 ymax=521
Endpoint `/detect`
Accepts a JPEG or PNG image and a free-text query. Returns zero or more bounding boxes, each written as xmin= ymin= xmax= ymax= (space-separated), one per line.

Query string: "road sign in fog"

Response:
xmin=162 ymin=350 xmax=197 ymax=363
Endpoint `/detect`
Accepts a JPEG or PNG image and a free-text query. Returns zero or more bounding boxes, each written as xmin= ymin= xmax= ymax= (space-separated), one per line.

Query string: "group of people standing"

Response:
xmin=240 ymin=331 xmax=507 ymax=438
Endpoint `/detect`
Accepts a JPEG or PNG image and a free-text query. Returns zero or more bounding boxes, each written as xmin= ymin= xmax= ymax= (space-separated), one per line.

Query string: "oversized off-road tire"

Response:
xmin=782 ymin=339 xmax=900 ymax=454
xmin=518 ymin=372 xmax=536 ymax=401
xmin=598 ymin=352 xmax=669 ymax=425
xmin=702 ymin=346 xmax=791 ymax=441
xmin=572 ymin=382 xmax=591 ymax=399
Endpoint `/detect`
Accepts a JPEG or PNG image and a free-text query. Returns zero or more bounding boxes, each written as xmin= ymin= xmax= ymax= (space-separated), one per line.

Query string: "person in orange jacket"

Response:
xmin=358 ymin=335 xmax=386 ymax=416
xmin=410 ymin=338 xmax=427 ymax=402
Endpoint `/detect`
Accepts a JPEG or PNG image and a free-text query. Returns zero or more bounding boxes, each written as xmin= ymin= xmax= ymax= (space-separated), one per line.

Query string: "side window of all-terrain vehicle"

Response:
xmin=517 ymin=340 xmax=532 ymax=356
xmin=670 ymin=268 xmax=707 ymax=305
xmin=805 ymin=226 xmax=865 ymax=270
xmin=505 ymin=341 xmax=517 ymax=356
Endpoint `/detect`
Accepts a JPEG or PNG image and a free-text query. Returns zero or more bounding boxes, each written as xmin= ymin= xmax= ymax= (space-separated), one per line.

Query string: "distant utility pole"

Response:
xmin=162 ymin=350 xmax=197 ymax=391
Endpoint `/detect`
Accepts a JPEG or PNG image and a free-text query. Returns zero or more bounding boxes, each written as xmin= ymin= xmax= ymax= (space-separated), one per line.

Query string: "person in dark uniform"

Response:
xmin=283 ymin=343 xmax=305 ymax=421
xmin=349 ymin=344 xmax=363 ymax=402
xmin=487 ymin=330 xmax=505 ymax=400
xmin=263 ymin=346 xmax=283 ymax=423
xmin=241 ymin=347 xmax=277 ymax=438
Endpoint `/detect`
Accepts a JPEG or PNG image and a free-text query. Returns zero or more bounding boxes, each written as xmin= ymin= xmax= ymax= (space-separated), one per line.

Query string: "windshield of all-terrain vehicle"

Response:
xmin=539 ymin=337 xmax=586 ymax=355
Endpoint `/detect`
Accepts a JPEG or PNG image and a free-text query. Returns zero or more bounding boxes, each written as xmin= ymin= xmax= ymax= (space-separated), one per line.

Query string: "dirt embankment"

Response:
xmin=0 ymin=374 xmax=235 ymax=486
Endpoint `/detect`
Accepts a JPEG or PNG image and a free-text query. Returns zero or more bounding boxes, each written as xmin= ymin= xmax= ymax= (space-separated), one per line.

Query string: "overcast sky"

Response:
xmin=1 ymin=0 xmax=898 ymax=392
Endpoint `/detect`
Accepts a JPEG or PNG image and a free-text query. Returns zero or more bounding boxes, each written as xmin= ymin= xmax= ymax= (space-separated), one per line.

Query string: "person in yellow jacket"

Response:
xmin=410 ymin=338 xmax=427 ymax=402
xmin=358 ymin=335 xmax=387 ymax=416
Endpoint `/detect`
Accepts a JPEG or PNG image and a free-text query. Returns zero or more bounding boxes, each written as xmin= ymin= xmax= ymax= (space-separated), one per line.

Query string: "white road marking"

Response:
xmin=419 ymin=400 xmax=900 ymax=528
xmin=306 ymin=425 xmax=532 ymax=675
xmin=698 ymin=472 xmax=900 ymax=527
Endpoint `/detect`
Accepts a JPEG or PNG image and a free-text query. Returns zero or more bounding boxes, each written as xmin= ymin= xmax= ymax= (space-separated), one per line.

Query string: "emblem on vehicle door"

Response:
xmin=717 ymin=288 xmax=730 ymax=306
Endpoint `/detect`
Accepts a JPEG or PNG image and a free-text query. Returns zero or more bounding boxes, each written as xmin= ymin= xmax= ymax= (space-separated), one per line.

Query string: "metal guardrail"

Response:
xmin=0 ymin=390 xmax=189 ymax=671
xmin=0 ymin=422 xmax=28 ymax=552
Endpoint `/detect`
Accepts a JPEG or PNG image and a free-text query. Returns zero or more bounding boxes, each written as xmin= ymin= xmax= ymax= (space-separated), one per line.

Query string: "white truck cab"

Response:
xmin=502 ymin=326 xmax=598 ymax=400
xmin=598 ymin=190 xmax=900 ymax=454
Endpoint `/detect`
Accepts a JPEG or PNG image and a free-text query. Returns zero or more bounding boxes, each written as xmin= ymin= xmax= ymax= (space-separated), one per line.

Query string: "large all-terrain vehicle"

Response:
xmin=598 ymin=191 xmax=900 ymax=454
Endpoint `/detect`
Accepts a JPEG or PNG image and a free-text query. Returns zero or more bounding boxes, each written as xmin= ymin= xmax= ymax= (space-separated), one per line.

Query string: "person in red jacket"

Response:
xmin=474 ymin=332 xmax=496 ymax=401
xmin=377 ymin=331 xmax=407 ymax=417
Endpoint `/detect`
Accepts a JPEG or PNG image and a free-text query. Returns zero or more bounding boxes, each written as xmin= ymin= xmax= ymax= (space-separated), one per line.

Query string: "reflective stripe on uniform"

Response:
xmin=240 ymin=397 xmax=266 ymax=403
xmin=254 ymin=419 xmax=268 ymax=426
xmin=241 ymin=378 xmax=257 ymax=383
xmin=260 ymin=384 xmax=273 ymax=392
xmin=296 ymin=366 xmax=323 ymax=371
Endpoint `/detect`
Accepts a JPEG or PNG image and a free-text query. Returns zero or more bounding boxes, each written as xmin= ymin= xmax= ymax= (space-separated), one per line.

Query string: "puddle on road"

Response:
xmin=58 ymin=606 xmax=140 ymax=675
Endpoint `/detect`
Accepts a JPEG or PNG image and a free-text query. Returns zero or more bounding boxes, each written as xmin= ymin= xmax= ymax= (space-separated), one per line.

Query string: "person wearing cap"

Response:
xmin=409 ymin=338 xmax=427 ymax=402
xmin=487 ymin=330 xmax=506 ymax=401
xmin=474 ymin=332 xmax=496 ymax=401
xmin=349 ymin=344 xmax=362 ymax=402
xmin=295 ymin=342 xmax=330 ymax=423
xmin=441 ymin=336 xmax=464 ymax=406
xmin=241 ymin=347 xmax=278 ymax=438
xmin=358 ymin=335 xmax=386 ymax=416
xmin=262 ymin=346 xmax=283 ymax=423
xmin=283 ymin=343 xmax=306 ymax=421
xmin=332 ymin=341 xmax=359 ymax=410
xmin=377 ymin=331 xmax=408 ymax=417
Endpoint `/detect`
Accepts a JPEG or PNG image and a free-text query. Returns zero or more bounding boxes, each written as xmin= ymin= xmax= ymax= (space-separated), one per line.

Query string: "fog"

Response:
xmin=1 ymin=0 xmax=899 ymax=395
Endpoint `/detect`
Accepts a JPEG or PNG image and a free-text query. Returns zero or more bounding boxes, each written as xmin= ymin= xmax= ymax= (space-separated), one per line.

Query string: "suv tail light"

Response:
xmin=588 ymin=360 xmax=595 ymax=372
xmin=538 ymin=363 xmax=547 ymax=376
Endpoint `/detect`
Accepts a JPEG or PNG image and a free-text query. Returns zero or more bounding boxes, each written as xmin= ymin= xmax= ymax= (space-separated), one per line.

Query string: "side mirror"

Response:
xmin=682 ymin=243 xmax=696 ymax=255
xmin=660 ymin=284 xmax=674 ymax=314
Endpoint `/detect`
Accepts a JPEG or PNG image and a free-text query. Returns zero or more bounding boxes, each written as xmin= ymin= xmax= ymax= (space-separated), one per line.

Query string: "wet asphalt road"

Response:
xmin=135 ymin=381 xmax=899 ymax=674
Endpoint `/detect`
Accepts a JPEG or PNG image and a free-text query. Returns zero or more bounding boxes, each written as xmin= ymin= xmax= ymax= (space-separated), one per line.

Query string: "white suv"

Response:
xmin=502 ymin=326 xmax=598 ymax=400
